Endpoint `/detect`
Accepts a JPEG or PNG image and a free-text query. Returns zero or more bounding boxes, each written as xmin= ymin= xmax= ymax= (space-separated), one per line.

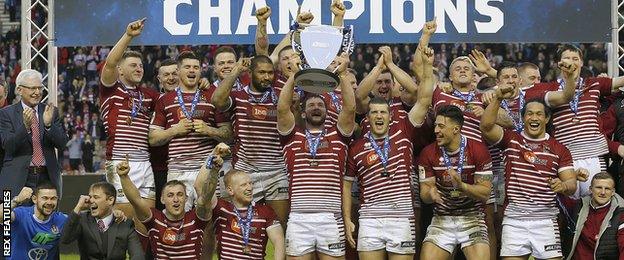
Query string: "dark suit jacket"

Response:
xmin=61 ymin=211 xmax=145 ymax=260
xmin=0 ymin=102 xmax=68 ymax=194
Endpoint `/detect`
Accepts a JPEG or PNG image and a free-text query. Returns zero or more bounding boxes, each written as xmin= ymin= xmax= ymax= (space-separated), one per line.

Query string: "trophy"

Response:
xmin=291 ymin=23 xmax=354 ymax=94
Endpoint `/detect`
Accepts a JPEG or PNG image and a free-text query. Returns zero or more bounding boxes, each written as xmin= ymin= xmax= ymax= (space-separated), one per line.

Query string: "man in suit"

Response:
xmin=0 ymin=69 xmax=68 ymax=198
xmin=61 ymin=181 xmax=145 ymax=259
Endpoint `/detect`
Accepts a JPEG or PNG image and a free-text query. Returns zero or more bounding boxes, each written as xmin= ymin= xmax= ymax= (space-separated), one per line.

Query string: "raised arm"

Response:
xmin=355 ymin=55 xmax=385 ymax=114
xmin=480 ymin=86 xmax=514 ymax=144
xmin=544 ymin=60 xmax=579 ymax=107
xmin=334 ymin=53 xmax=356 ymax=135
xmin=269 ymin=9 xmax=313 ymax=65
xmin=277 ymin=73 xmax=297 ymax=134
xmin=469 ymin=49 xmax=497 ymax=78
xmin=61 ymin=195 xmax=90 ymax=244
xmin=194 ymin=151 xmax=224 ymax=221
xmin=380 ymin=46 xmax=418 ymax=105
xmin=211 ymin=57 xmax=250 ymax=111
xmin=101 ymin=18 xmax=145 ymax=86
xmin=331 ymin=0 xmax=346 ymax=27
xmin=409 ymin=46 xmax=435 ymax=126
xmin=117 ymin=156 xmax=152 ymax=222
xmin=412 ymin=19 xmax=436 ymax=81
xmin=254 ymin=7 xmax=271 ymax=56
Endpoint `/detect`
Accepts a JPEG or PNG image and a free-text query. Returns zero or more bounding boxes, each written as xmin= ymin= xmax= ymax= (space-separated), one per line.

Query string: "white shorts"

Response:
xmin=286 ymin=212 xmax=345 ymax=257
xmin=572 ymin=157 xmax=606 ymax=199
xmin=500 ymin=217 xmax=562 ymax=259
xmin=423 ymin=215 xmax=489 ymax=254
xmin=357 ymin=217 xmax=416 ymax=254
xmin=105 ymin=160 xmax=155 ymax=203
xmin=167 ymin=170 xmax=200 ymax=211
xmin=234 ymin=161 xmax=288 ymax=201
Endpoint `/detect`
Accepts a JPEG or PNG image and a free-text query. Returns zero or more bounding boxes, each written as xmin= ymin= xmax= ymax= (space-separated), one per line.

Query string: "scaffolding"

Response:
xmin=21 ymin=0 xmax=56 ymax=104
xmin=610 ymin=0 xmax=624 ymax=77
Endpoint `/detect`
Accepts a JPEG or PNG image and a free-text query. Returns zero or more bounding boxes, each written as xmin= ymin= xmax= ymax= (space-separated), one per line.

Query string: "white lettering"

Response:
xmin=277 ymin=0 xmax=322 ymax=33
xmin=435 ymin=0 xmax=467 ymax=33
xmin=474 ymin=0 xmax=504 ymax=33
xmin=369 ymin=0 xmax=383 ymax=33
xmin=198 ymin=0 xmax=232 ymax=35
xmin=390 ymin=0 xmax=426 ymax=33
xmin=163 ymin=0 xmax=192 ymax=35
xmin=235 ymin=0 xmax=275 ymax=35
xmin=342 ymin=0 xmax=365 ymax=21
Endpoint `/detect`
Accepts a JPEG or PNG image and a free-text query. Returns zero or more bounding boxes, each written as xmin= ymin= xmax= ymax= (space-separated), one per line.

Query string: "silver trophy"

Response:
xmin=291 ymin=23 xmax=354 ymax=94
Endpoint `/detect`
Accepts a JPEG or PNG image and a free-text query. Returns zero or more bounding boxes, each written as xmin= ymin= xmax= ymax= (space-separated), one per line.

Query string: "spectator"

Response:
xmin=81 ymin=134 xmax=95 ymax=173
xmin=66 ymin=133 xmax=82 ymax=175
xmin=569 ymin=172 xmax=624 ymax=260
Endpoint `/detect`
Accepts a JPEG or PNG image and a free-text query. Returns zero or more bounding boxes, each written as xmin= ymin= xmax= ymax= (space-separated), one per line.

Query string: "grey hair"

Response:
xmin=16 ymin=69 xmax=43 ymax=87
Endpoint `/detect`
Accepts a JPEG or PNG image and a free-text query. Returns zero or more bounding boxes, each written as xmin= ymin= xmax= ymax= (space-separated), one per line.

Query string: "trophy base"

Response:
xmin=294 ymin=68 xmax=340 ymax=94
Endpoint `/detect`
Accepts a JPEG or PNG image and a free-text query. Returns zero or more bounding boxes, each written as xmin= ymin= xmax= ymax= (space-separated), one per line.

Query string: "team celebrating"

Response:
xmin=6 ymin=0 xmax=624 ymax=259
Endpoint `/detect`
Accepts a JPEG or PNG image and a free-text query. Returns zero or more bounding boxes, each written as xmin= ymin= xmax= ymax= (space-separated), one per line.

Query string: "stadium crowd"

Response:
xmin=3 ymin=1 xmax=624 ymax=260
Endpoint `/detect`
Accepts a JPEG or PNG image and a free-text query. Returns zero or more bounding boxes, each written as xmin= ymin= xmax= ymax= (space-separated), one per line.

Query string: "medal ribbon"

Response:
xmin=232 ymin=204 xmax=254 ymax=249
xmin=557 ymin=77 xmax=584 ymax=118
xmin=500 ymin=89 xmax=525 ymax=133
xmin=175 ymin=87 xmax=202 ymax=120
xmin=440 ymin=135 xmax=467 ymax=177
xmin=305 ymin=129 xmax=325 ymax=161
xmin=246 ymin=86 xmax=278 ymax=105
xmin=329 ymin=92 xmax=342 ymax=112
xmin=122 ymin=84 xmax=143 ymax=121
xmin=367 ymin=132 xmax=390 ymax=171
xmin=452 ymin=89 xmax=476 ymax=104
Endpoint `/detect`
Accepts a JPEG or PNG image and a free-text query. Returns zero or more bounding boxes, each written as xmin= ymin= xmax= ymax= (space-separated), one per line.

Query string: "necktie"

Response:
xmin=97 ymin=219 xmax=106 ymax=232
xmin=30 ymin=109 xmax=45 ymax=166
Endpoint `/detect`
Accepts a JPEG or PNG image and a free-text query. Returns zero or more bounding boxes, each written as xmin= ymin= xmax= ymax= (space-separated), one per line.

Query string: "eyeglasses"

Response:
xmin=19 ymin=85 xmax=44 ymax=91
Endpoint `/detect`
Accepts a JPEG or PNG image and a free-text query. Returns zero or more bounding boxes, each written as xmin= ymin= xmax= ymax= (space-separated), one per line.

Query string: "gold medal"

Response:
xmin=126 ymin=117 xmax=132 ymax=125
xmin=381 ymin=170 xmax=389 ymax=177
xmin=309 ymin=160 xmax=318 ymax=167
xmin=450 ymin=189 xmax=461 ymax=198
xmin=571 ymin=117 xmax=580 ymax=123
xmin=242 ymin=245 xmax=252 ymax=254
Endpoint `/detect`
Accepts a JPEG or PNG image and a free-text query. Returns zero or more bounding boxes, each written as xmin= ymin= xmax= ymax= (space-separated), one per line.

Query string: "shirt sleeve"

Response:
xmin=418 ymin=146 xmax=436 ymax=182
xmin=263 ymin=206 xmax=281 ymax=230
xmin=557 ymin=144 xmax=575 ymax=173
xmin=151 ymin=96 xmax=167 ymax=129
xmin=494 ymin=129 xmax=514 ymax=149
xmin=596 ymin=77 xmax=613 ymax=96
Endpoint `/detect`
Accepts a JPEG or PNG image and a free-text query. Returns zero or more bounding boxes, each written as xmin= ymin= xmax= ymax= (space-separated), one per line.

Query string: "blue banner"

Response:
xmin=54 ymin=0 xmax=611 ymax=47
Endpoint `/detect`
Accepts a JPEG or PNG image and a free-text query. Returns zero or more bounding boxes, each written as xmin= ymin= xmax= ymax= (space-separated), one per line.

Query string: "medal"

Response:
xmin=440 ymin=136 xmax=467 ymax=194
xmin=309 ymin=160 xmax=318 ymax=167
xmin=306 ymin=129 xmax=325 ymax=167
xmin=233 ymin=203 xmax=254 ymax=254
xmin=501 ymin=89 xmax=525 ymax=133
xmin=571 ymin=117 xmax=580 ymax=123
xmin=124 ymin=85 xmax=143 ymax=125
xmin=523 ymin=151 xmax=537 ymax=164
xmin=452 ymin=89 xmax=476 ymax=112
xmin=367 ymin=132 xmax=391 ymax=177
xmin=176 ymin=87 xmax=202 ymax=120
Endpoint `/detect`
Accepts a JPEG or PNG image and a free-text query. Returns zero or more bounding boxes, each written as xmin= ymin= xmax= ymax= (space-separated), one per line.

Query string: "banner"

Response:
xmin=54 ymin=0 xmax=611 ymax=47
